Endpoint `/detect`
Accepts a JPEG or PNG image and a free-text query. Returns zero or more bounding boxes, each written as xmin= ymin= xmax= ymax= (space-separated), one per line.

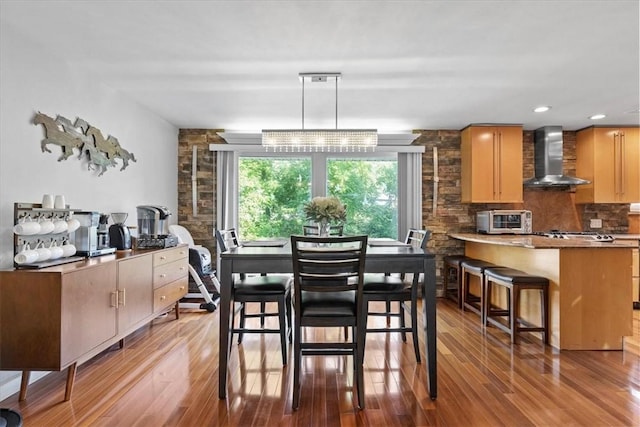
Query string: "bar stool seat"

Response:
xmin=443 ymin=255 xmax=472 ymax=308
xmin=460 ymin=259 xmax=498 ymax=323
xmin=483 ymin=267 xmax=549 ymax=344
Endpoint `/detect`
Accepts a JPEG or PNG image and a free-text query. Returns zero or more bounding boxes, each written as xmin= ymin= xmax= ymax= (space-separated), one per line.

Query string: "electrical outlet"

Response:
xmin=590 ymin=218 xmax=602 ymax=229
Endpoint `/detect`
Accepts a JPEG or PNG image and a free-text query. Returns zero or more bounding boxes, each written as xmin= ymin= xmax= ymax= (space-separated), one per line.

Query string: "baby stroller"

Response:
xmin=169 ymin=225 xmax=220 ymax=313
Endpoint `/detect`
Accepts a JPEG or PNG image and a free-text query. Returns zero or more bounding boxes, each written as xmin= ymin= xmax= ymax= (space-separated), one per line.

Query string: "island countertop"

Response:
xmin=449 ymin=233 xmax=638 ymax=249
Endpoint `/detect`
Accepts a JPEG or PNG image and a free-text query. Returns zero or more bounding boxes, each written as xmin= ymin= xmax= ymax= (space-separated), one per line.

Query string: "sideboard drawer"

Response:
xmin=153 ymin=258 xmax=188 ymax=289
xmin=153 ymin=246 xmax=188 ymax=267
xmin=154 ymin=277 xmax=188 ymax=312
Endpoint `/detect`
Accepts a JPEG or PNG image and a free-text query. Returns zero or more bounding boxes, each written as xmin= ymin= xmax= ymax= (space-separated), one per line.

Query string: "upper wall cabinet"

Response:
xmin=575 ymin=127 xmax=640 ymax=203
xmin=461 ymin=125 xmax=523 ymax=203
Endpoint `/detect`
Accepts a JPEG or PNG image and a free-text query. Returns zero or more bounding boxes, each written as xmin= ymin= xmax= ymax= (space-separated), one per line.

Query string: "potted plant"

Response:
xmin=303 ymin=196 xmax=347 ymax=236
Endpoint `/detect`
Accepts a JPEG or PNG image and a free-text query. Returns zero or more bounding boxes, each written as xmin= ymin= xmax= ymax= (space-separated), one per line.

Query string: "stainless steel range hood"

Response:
xmin=523 ymin=126 xmax=590 ymax=187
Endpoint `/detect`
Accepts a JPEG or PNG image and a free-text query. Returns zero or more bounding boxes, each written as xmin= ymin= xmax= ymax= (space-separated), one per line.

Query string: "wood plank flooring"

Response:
xmin=1 ymin=299 xmax=639 ymax=426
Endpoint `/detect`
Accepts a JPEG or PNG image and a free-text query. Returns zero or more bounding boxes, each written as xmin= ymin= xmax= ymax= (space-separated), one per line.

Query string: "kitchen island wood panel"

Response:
xmin=450 ymin=234 xmax=633 ymax=350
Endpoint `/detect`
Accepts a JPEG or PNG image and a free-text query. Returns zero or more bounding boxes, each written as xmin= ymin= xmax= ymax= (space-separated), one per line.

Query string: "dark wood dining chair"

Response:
xmin=361 ymin=228 xmax=430 ymax=362
xmin=215 ymin=228 xmax=292 ymax=365
xmin=302 ymin=224 xmax=344 ymax=236
xmin=302 ymin=224 xmax=348 ymax=337
xmin=290 ymin=234 xmax=368 ymax=410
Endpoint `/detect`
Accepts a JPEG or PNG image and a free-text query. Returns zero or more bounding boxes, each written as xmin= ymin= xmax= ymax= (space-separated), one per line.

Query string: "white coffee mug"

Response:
xmin=66 ymin=217 xmax=81 ymax=233
xmin=52 ymin=218 xmax=69 ymax=234
xmin=61 ymin=242 xmax=77 ymax=257
xmin=38 ymin=217 xmax=55 ymax=234
xmin=54 ymin=195 xmax=66 ymax=210
xmin=14 ymin=243 xmax=39 ymax=264
xmin=48 ymin=241 xmax=64 ymax=260
xmin=42 ymin=194 xmax=54 ymax=209
xmin=13 ymin=217 xmax=42 ymax=235
xmin=34 ymin=241 xmax=51 ymax=262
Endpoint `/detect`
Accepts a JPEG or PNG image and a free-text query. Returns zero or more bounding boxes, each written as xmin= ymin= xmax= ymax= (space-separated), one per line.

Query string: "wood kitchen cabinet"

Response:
xmin=0 ymin=245 xmax=188 ymax=402
xmin=575 ymin=126 xmax=640 ymax=203
xmin=461 ymin=124 xmax=523 ymax=203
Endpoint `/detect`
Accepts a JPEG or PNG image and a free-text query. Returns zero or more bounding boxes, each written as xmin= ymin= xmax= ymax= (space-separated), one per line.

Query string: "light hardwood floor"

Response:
xmin=1 ymin=299 xmax=640 ymax=426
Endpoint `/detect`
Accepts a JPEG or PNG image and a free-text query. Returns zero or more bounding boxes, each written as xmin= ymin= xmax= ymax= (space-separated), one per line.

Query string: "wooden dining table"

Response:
xmin=217 ymin=238 xmax=438 ymax=400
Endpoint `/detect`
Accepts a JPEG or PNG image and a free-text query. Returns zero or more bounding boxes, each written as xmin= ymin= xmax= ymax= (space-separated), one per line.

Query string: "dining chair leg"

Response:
xmin=385 ymin=301 xmax=392 ymax=326
xmin=409 ymin=301 xmax=421 ymax=363
xmin=292 ymin=319 xmax=302 ymax=410
xmin=260 ymin=301 xmax=266 ymax=327
xmin=277 ymin=296 xmax=288 ymax=365
xmin=355 ymin=319 xmax=366 ymax=409
xmin=238 ymin=303 xmax=246 ymax=344
xmin=286 ymin=292 xmax=293 ymax=343
xmin=399 ymin=300 xmax=407 ymax=342
xmin=358 ymin=296 xmax=369 ymax=362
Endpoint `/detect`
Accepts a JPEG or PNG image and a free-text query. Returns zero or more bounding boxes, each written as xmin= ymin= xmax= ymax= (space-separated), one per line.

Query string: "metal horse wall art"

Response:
xmin=34 ymin=112 xmax=137 ymax=176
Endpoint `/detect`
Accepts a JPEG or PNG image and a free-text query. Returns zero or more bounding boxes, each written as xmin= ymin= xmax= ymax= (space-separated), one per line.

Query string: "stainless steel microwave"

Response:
xmin=476 ymin=210 xmax=532 ymax=234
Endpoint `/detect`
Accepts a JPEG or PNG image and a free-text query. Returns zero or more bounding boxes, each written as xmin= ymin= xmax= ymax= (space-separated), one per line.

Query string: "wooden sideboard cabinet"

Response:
xmin=461 ymin=124 xmax=524 ymax=203
xmin=0 ymin=245 xmax=188 ymax=402
xmin=575 ymin=126 xmax=640 ymax=203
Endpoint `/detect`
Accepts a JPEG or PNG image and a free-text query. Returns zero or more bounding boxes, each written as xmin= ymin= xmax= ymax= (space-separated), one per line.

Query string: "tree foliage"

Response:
xmin=239 ymin=157 xmax=397 ymax=239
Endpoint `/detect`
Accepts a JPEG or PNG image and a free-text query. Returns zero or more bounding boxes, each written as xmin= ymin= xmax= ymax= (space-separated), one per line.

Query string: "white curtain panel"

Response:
xmin=216 ymin=150 xmax=238 ymax=233
xmin=398 ymin=152 xmax=423 ymax=239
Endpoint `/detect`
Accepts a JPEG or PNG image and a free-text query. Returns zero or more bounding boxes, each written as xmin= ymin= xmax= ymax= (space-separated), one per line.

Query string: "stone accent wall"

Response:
xmin=177 ymin=128 xmax=635 ymax=289
xmin=176 ymin=129 xmax=223 ymax=252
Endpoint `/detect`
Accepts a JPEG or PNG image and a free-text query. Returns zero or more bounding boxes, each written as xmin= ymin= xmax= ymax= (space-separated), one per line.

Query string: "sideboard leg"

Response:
xmin=119 ymin=338 xmax=125 ymax=349
xmin=175 ymin=301 xmax=180 ymax=320
xmin=64 ymin=363 xmax=77 ymax=401
xmin=19 ymin=370 xmax=30 ymax=401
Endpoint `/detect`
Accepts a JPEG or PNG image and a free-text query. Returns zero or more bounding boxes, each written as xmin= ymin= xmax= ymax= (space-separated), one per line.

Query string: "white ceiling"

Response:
xmin=2 ymin=0 xmax=639 ymax=132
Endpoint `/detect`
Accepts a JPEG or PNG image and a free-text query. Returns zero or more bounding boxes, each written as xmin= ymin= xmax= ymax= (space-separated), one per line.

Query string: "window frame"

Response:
xmin=211 ymin=143 xmax=424 ymax=240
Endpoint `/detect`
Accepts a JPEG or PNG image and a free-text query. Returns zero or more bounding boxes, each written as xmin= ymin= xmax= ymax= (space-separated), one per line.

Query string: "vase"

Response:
xmin=318 ymin=220 xmax=330 ymax=237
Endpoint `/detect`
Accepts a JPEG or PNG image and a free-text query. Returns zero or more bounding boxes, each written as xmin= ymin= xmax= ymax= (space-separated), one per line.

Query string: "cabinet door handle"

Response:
xmin=180 ymin=286 xmax=185 ymax=291
xmin=111 ymin=291 xmax=118 ymax=308
xmin=179 ymin=267 xmax=185 ymax=271
xmin=118 ymin=289 xmax=126 ymax=307
xmin=497 ymin=132 xmax=502 ymax=197
xmin=160 ymin=295 xmax=166 ymax=301
xmin=160 ymin=274 xmax=167 ymax=278
xmin=160 ymin=256 xmax=166 ymax=260
xmin=620 ymin=132 xmax=625 ymax=196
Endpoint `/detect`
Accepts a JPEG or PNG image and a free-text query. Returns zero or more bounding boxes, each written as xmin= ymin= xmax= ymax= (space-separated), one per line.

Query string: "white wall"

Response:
xmin=0 ymin=23 xmax=179 ymax=400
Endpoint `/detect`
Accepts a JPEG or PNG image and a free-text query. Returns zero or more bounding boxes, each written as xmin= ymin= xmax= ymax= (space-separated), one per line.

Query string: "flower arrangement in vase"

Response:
xmin=303 ymin=196 xmax=347 ymax=237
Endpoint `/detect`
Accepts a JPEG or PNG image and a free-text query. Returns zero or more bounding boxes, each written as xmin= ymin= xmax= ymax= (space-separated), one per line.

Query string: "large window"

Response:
xmin=238 ymin=157 xmax=311 ymax=239
xmin=238 ymin=154 xmax=398 ymax=239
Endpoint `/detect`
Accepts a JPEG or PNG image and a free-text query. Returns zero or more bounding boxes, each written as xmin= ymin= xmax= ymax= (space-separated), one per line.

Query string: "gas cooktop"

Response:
xmin=534 ymin=231 xmax=616 ymax=242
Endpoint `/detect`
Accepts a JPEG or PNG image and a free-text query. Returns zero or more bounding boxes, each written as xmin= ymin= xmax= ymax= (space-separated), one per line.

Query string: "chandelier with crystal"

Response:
xmin=262 ymin=73 xmax=378 ymax=152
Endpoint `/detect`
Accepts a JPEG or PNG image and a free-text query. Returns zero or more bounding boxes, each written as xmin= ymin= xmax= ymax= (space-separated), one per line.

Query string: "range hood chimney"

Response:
xmin=523 ymin=126 xmax=590 ymax=187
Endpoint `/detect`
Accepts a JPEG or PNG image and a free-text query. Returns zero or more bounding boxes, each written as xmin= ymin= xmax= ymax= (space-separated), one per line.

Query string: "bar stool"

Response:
xmin=443 ymin=255 xmax=472 ymax=308
xmin=460 ymin=259 xmax=498 ymax=323
xmin=483 ymin=267 xmax=549 ymax=344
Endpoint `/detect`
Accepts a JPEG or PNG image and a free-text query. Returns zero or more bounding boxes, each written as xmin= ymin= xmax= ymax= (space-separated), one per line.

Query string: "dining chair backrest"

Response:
xmin=291 ymin=235 xmax=367 ymax=294
xmin=405 ymin=228 xmax=431 ymax=249
xmin=302 ymin=224 xmax=344 ymax=237
xmin=215 ymin=228 xmax=240 ymax=252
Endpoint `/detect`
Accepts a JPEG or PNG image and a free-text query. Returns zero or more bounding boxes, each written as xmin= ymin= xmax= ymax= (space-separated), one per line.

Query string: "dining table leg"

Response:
xmin=423 ymin=256 xmax=437 ymax=399
xmin=218 ymin=258 xmax=232 ymax=399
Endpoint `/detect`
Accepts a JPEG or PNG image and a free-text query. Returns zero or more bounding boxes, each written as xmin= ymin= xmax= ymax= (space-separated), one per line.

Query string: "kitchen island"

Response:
xmin=449 ymin=233 xmax=636 ymax=350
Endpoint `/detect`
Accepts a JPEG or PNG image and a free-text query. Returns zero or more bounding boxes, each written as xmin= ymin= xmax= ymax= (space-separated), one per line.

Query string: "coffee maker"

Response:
xmin=74 ymin=211 xmax=117 ymax=257
xmin=136 ymin=205 xmax=178 ymax=249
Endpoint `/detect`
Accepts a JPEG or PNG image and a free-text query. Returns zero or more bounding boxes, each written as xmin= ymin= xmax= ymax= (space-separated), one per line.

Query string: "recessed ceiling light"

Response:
xmin=533 ymin=106 xmax=551 ymax=113
xmin=589 ymin=114 xmax=606 ymax=120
